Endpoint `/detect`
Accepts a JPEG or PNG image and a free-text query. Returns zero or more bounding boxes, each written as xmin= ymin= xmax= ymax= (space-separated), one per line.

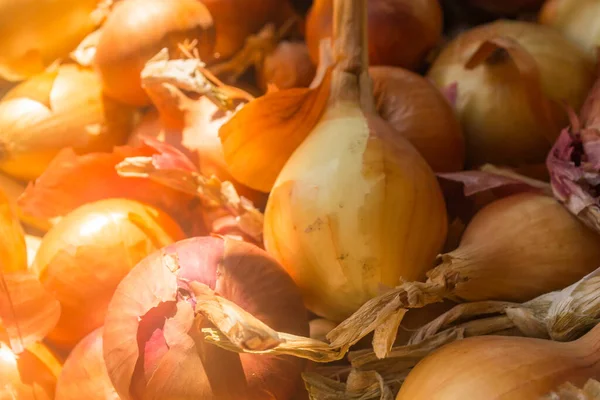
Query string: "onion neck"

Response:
xmin=329 ymin=0 xmax=375 ymax=113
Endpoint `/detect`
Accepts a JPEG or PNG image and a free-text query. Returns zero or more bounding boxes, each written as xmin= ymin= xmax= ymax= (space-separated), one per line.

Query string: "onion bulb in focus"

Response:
xmin=0 ymin=0 xmax=101 ymax=81
xmin=55 ymin=327 xmax=119 ymax=400
xmin=103 ymin=236 xmax=308 ymax=400
xmin=428 ymin=20 xmax=595 ymax=168
xmin=95 ymin=0 xmax=216 ymax=106
xmin=540 ymin=0 xmax=600 ymax=58
xmin=0 ymin=341 xmax=62 ymax=400
xmin=371 ymin=66 xmax=465 ymax=172
xmin=264 ymin=0 xmax=447 ymax=321
xmin=397 ymin=324 xmax=600 ymax=400
xmin=0 ymin=64 xmax=134 ymax=181
xmin=306 ymin=0 xmax=443 ymax=70
xmin=259 ymin=41 xmax=316 ymax=90
xmin=32 ymin=198 xmax=185 ymax=350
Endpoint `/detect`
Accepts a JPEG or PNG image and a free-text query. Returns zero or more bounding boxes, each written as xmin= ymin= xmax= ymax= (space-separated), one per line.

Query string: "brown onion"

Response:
xmin=103 ymin=236 xmax=309 ymax=400
xmin=306 ymin=0 xmax=443 ymax=70
xmin=540 ymin=0 xmax=600 ymax=58
xmin=259 ymin=41 xmax=316 ymax=90
xmin=95 ymin=0 xmax=215 ymax=106
xmin=32 ymin=198 xmax=185 ymax=350
xmin=371 ymin=66 xmax=465 ymax=172
xmin=465 ymin=0 xmax=545 ymax=14
xmin=0 ymin=64 xmax=134 ymax=180
xmin=428 ymin=20 xmax=595 ymax=168
xmin=55 ymin=327 xmax=119 ymax=400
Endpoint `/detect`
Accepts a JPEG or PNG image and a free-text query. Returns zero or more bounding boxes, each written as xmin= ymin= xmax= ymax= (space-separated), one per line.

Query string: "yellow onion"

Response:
xmin=428 ymin=20 xmax=595 ymax=168
xmin=94 ymin=0 xmax=216 ymax=106
xmin=371 ymin=66 xmax=465 ymax=172
xmin=103 ymin=236 xmax=309 ymax=400
xmin=55 ymin=327 xmax=119 ymax=400
xmin=32 ymin=198 xmax=185 ymax=350
xmin=264 ymin=0 xmax=447 ymax=321
xmin=540 ymin=0 xmax=600 ymax=58
xmin=0 ymin=172 xmax=54 ymax=232
xmin=0 ymin=341 xmax=62 ymax=400
xmin=397 ymin=323 xmax=600 ymax=400
xmin=465 ymin=0 xmax=545 ymax=14
xmin=0 ymin=64 xmax=134 ymax=181
xmin=306 ymin=0 xmax=443 ymax=70
xmin=0 ymin=0 xmax=101 ymax=81
xmin=259 ymin=41 xmax=316 ymax=90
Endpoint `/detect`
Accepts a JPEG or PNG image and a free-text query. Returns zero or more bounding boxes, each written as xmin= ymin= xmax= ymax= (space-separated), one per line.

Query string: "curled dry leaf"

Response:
xmin=302 ymin=370 xmax=395 ymax=400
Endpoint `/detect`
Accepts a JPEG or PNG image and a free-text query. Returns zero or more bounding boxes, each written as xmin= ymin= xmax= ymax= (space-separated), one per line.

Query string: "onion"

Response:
xmin=427 ymin=20 xmax=595 ymax=168
xmin=540 ymin=0 xmax=600 ymax=58
xmin=0 ymin=64 xmax=134 ymax=181
xmin=306 ymin=0 xmax=443 ymax=70
xmin=397 ymin=323 xmax=600 ymax=400
xmin=264 ymin=0 xmax=447 ymax=321
xmin=0 ymin=341 xmax=62 ymax=399
xmin=55 ymin=327 xmax=119 ymax=400
xmin=94 ymin=0 xmax=215 ymax=106
xmin=0 ymin=0 xmax=101 ymax=81
xmin=0 ymin=172 xmax=53 ymax=232
xmin=32 ymin=198 xmax=185 ymax=350
xmin=102 ymin=236 xmax=309 ymax=400
xmin=370 ymin=66 xmax=465 ymax=172
xmin=259 ymin=41 xmax=316 ymax=90
xmin=464 ymin=0 xmax=545 ymax=14
xmin=25 ymin=234 xmax=42 ymax=268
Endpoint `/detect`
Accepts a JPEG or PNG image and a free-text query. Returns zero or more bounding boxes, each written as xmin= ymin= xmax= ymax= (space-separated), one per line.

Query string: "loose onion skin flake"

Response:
xmin=32 ymin=198 xmax=185 ymax=350
xmin=103 ymin=236 xmax=309 ymax=400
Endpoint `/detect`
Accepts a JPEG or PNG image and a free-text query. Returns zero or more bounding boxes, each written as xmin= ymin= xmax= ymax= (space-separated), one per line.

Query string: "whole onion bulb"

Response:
xmin=0 ymin=64 xmax=134 ymax=181
xmin=306 ymin=0 xmax=443 ymax=70
xmin=103 ymin=236 xmax=309 ymax=400
xmin=0 ymin=341 xmax=62 ymax=399
xmin=259 ymin=41 xmax=316 ymax=90
xmin=540 ymin=0 xmax=600 ymax=58
xmin=428 ymin=20 xmax=595 ymax=168
xmin=32 ymin=198 xmax=185 ymax=350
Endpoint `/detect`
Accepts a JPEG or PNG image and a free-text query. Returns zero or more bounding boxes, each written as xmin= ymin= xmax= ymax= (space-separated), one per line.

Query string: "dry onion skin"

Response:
xmin=32 ymin=198 xmax=185 ymax=350
xmin=102 ymin=236 xmax=309 ymax=400
xmin=55 ymin=327 xmax=119 ymax=400
xmin=370 ymin=66 xmax=465 ymax=172
xmin=540 ymin=0 xmax=600 ymax=58
xmin=0 ymin=64 xmax=134 ymax=181
xmin=427 ymin=20 xmax=595 ymax=168
xmin=259 ymin=41 xmax=317 ymax=90
xmin=264 ymin=0 xmax=447 ymax=321
xmin=306 ymin=0 xmax=443 ymax=70
xmin=397 ymin=324 xmax=600 ymax=400
xmin=94 ymin=0 xmax=216 ymax=106
xmin=0 ymin=0 xmax=101 ymax=81
xmin=0 ymin=341 xmax=62 ymax=400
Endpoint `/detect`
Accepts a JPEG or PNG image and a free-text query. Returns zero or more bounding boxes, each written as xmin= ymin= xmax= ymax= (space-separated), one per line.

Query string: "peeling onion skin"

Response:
xmin=55 ymin=327 xmax=120 ymax=400
xmin=0 ymin=64 xmax=135 ymax=181
xmin=306 ymin=0 xmax=443 ymax=70
xmin=427 ymin=20 xmax=595 ymax=168
xmin=32 ymin=198 xmax=185 ymax=350
xmin=397 ymin=324 xmax=600 ymax=400
xmin=371 ymin=66 xmax=465 ymax=172
xmin=103 ymin=236 xmax=309 ymax=400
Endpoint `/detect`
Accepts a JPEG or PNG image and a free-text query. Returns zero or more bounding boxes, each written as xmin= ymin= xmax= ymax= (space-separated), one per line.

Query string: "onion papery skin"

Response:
xmin=0 ymin=0 xmax=100 ymax=81
xmin=397 ymin=324 xmax=600 ymax=400
xmin=94 ymin=0 xmax=215 ymax=106
xmin=540 ymin=0 xmax=600 ymax=58
xmin=427 ymin=20 xmax=595 ymax=168
xmin=0 ymin=341 xmax=62 ymax=400
xmin=32 ymin=198 xmax=185 ymax=350
xmin=437 ymin=193 xmax=600 ymax=302
xmin=103 ymin=236 xmax=309 ymax=400
xmin=55 ymin=327 xmax=120 ymax=400
xmin=465 ymin=0 xmax=545 ymax=14
xmin=306 ymin=0 xmax=443 ymax=70
xmin=370 ymin=66 xmax=465 ymax=172
xmin=0 ymin=64 xmax=134 ymax=181
xmin=260 ymin=41 xmax=316 ymax=91
xmin=264 ymin=103 xmax=448 ymax=322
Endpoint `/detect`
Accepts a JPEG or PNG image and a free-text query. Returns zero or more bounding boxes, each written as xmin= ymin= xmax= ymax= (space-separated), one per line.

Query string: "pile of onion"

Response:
xmin=0 ymin=63 xmax=134 ymax=180
xmin=306 ymin=0 xmax=443 ymax=70
xmin=32 ymin=198 xmax=185 ymax=350
xmin=539 ymin=0 xmax=600 ymax=58
xmin=102 ymin=236 xmax=309 ymax=399
xmin=427 ymin=20 xmax=595 ymax=168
